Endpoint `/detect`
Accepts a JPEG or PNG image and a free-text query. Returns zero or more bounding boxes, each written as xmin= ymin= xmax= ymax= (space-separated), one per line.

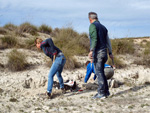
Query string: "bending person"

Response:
xmin=35 ymin=38 xmax=66 ymax=99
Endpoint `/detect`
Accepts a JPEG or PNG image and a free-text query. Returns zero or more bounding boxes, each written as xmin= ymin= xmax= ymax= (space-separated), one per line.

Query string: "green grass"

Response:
xmin=7 ymin=49 xmax=28 ymax=71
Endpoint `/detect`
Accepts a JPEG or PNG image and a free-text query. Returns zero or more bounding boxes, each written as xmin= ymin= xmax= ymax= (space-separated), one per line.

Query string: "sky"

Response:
xmin=0 ymin=0 xmax=150 ymax=38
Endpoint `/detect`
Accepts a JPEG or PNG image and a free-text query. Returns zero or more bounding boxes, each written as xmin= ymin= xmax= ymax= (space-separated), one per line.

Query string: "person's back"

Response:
xmin=92 ymin=21 xmax=108 ymax=51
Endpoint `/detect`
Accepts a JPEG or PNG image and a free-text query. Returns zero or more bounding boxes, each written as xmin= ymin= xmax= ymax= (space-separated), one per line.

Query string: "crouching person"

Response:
xmin=84 ymin=61 xmax=118 ymax=89
xmin=84 ymin=61 xmax=114 ymax=83
xmin=35 ymin=38 xmax=66 ymax=99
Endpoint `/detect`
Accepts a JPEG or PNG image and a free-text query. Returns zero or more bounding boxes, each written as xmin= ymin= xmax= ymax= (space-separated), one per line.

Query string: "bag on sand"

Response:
xmin=64 ymin=80 xmax=76 ymax=91
xmin=53 ymin=80 xmax=76 ymax=92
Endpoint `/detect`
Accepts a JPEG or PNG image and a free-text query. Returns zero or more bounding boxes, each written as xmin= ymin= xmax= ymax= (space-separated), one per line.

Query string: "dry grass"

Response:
xmin=111 ymin=39 xmax=135 ymax=55
xmin=106 ymin=56 xmax=126 ymax=69
xmin=25 ymin=38 xmax=36 ymax=50
xmin=134 ymin=40 xmax=150 ymax=67
xmin=7 ymin=49 xmax=28 ymax=71
xmin=0 ymin=27 xmax=7 ymax=34
xmin=18 ymin=22 xmax=38 ymax=36
xmin=39 ymin=24 xmax=53 ymax=34
xmin=3 ymin=23 xmax=17 ymax=31
xmin=53 ymin=27 xmax=89 ymax=69
xmin=0 ymin=35 xmax=18 ymax=49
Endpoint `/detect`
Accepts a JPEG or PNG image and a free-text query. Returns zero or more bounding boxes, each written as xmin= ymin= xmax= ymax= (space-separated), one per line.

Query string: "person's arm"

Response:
xmin=106 ymin=34 xmax=112 ymax=55
xmin=106 ymin=34 xmax=114 ymax=60
xmin=89 ymin=24 xmax=97 ymax=51
xmin=88 ymin=24 xmax=97 ymax=59
xmin=84 ymin=65 xmax=92 ymax=83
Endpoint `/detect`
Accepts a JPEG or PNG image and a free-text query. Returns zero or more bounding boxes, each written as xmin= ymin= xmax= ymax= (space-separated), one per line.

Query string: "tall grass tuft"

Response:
xmin=18 ymin=22 xmax=38 ymax=35
xmin=111 ymin=39 xmax=135 ymax=55
xmin=3 ymin=23 xmax=17 ymax=31
xmin=1 ymin=35 xmax=18 ymax=49
xmin=53 ymin=27 xmax=89 ymax=69
xmin=0 ymin=27 xmax=7 ymax=34
xmin=7 ymin=49 xmax=28 ymax=71
xmin=39 ymin=24 xmax=52 ymax=34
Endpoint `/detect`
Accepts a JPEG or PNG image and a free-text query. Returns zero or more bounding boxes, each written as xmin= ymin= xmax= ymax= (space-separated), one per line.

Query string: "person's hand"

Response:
xmin=88 ymin=51 xmax=93 ymax=59
xmin=109 ymin=54 xmax=114 ymax=60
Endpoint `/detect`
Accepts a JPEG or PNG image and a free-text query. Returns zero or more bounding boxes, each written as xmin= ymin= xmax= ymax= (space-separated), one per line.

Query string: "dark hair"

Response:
xmin=85 ymin=61 xmax=90 ymax=66
xmin=88 ymin=12 xmax=98 ymax=20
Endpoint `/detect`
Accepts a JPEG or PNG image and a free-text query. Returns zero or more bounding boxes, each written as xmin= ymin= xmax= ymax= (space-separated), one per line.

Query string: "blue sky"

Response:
xmin=0 ymin=0 xmax=150 ymax=38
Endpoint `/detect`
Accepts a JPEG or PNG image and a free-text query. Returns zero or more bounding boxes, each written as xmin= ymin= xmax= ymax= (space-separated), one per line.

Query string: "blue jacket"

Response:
xmin=40 ymin=38 xmax=62 ymax=61
xmin=84 ymin=63 xmax=111 ymax=83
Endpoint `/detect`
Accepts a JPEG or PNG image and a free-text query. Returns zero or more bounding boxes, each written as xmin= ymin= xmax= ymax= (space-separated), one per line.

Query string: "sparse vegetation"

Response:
xmin=9 ymin=98 xmax=18 ymax=102
xmin=107 ymin=56 xmax=126 ymax=68
xmin=53 ymin=27 xmax=89 ymax=69
xmin=3 ymin=23 xmax=17 ymax=31
xmin=0 ymin=27 xmax=7 ymax=34
xmin=7 ymin=49 xmax=28 ymax=71
xmin=39 ymin=24 xmax=53 ymax=34
xmin=111 ymin=39 xmax=135 ymax=55
xmin=18 ymin=22 xmax=38 ymax=35
xmin=1 ymin=35 xmax=18 ymax=49
xmin=25 ymin=38 xmax=36 ymax=49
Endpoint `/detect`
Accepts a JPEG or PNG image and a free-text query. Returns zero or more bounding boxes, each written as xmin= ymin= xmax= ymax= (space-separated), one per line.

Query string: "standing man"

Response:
xmin=88 ymin=12 xmax=113 ymax=99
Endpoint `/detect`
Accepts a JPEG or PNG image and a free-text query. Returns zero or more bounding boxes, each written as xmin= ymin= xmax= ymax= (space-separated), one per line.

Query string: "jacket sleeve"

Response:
xmin=106 ymin=34 xmax=112 ymax=55
xmin=84 ymin=65 xmax=92 ymax=83
xmin=89 ymin=24 xmax=97 ymax=51
xmin=47 ymin=38 xmax=57 ymax=55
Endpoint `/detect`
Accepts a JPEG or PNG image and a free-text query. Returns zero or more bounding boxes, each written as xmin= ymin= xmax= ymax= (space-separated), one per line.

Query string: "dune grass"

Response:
xmin=53 ymin=27 xmax=89 ymax=69
xmin=7 ymin=49 xmax=28 ymax=71
xmin=1 ymin=35 xmax=18 ymax=49
xmin=18 ymin=22 xmax=38 ymax=36
xmin=0 ymin=27 xmax=7 ymax=34
xmin=3 ymin=23 xmax=17 ymax=31
xmin=111 ymin=38 xmax=135 ymax=55
xmin=39 ymin=24 xmax=53 ymax=34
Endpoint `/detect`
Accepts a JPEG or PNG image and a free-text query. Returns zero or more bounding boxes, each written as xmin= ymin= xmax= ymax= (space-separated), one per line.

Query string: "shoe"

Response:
xmin=61 ymin=88 xmax=66 ymax=94
xmin=105 ymin=91 xmax=110 ymax=97
xmin=46 ymin=92 xmax=52 ymax=99
xmin=92 ymin=93 xmax=106 ymax=99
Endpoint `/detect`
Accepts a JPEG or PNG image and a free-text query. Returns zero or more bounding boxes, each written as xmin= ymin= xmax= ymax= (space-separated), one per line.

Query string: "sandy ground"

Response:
xmin=0 ymin=48 xmax=150 ymax=113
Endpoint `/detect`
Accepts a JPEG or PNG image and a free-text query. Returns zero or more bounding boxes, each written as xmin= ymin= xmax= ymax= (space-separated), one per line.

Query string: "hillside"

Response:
xmin=0 ymin=23 xmax=150 ymax=113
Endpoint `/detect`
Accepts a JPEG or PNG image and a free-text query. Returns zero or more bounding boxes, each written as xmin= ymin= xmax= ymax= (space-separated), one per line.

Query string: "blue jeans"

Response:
xmin=93 ymin=49 xmax=109 ymax=95
xmin=47 ymin=54 xmax=66 ymax=93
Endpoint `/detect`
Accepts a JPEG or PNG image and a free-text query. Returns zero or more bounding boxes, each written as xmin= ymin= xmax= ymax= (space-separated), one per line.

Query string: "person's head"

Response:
xmin=85 ymin=61 xmax=91 ymax=66
xmin=35 ymin=38 xmax=43 ymax=49
xmin=88 ymin=12 xmax=98 ymax=23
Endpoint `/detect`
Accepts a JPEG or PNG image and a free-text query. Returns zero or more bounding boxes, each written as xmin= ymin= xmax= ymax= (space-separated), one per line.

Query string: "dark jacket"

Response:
xmin=40 ymin=38 xmax=62 ymax=61
xmin=92 ymin=21 xmax=108 ymax=52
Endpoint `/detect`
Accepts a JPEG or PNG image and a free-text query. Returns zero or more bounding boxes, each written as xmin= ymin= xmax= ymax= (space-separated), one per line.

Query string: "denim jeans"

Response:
xmin=47 ymin=54 xmax=66 ymax=93
xmin=93 ymin=49 xmax=109 ymax=95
